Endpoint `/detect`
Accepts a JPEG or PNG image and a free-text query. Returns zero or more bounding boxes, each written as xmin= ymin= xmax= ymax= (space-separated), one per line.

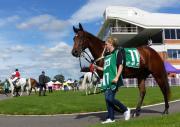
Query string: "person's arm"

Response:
xmin=112 ymin=64 xmax=123 ymax=83
xmin=94 ymin=64 xmax=103 ymax=71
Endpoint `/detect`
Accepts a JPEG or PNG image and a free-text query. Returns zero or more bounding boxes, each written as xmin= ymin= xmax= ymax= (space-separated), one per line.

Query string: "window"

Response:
xmin=167 ymin=49 xmax=180 ymax=59
xmin=164 ymin=29 xmax=180 ymax=40
xmin=170 ymin=29 xmax=176 ymax=39
xmin=165 ymin=29 xmax=170 ymax=39
xmin=177 ymin=29 xmax=180 ymax=39
xmin=178 ymin=50 xmax=180 ymax=58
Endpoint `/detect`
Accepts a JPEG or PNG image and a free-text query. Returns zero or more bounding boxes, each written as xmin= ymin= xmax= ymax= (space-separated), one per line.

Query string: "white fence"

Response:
xmin=123 ymin=77 xmax=180 ymax=87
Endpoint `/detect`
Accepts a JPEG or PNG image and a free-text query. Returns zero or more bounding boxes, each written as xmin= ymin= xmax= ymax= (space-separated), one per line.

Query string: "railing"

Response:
xmin=123 ymin=77 xmax=180 ymax=87
xmin=110 ymin=26 xmax=138 ymax=34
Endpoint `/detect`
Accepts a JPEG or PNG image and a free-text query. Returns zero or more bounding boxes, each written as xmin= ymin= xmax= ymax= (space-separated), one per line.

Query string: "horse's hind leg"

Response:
xmin=132 ymin=78 xmax=146 ymax=117
xmin=34 ymin=87 xmax=37 ymax=94
xmin=29 ymin=88 xmax=32 ymax=95
xmin=20 ymin=87 xmax=23 ymax=96
xmin=152 ymin=74 xmax=169 ymax=114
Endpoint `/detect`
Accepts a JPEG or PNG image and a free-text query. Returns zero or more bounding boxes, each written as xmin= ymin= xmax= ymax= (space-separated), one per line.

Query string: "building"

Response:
xmin=98 ymin=6 xmax=180 ymax=69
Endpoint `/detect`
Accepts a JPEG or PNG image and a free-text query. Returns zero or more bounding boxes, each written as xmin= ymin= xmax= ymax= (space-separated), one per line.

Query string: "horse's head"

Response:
xmin=72 ymin=23 xmax=89 ymax=57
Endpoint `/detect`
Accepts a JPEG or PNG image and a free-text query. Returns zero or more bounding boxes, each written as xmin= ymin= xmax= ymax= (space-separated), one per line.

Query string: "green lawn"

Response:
xmin=0 ymin=86 xmax=179 ymax=115
xmin=90 ymin=112 xmax=180 ymax=127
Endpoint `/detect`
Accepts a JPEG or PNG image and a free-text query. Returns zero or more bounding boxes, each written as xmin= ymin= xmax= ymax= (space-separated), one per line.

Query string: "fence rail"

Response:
xmin=123 ymin=77 xmax=180 ymax=87
xmin=110 ymin=26 xmax=138 ymax=33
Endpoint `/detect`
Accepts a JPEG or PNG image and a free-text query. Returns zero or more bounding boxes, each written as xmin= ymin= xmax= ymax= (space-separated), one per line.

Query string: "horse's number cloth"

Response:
xmin=124 ymin=48 xmax=140 ymax=68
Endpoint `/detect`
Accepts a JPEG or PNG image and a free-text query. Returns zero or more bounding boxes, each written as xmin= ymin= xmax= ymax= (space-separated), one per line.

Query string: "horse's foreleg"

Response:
xmin=93 ymin=84 xmax=97 ymax=94
xmin=26 ymin=87 xmax=30 ymax=95
xmin=11 ymin=88 xmax=15 ymax=97
xmin=20 ymin=87 xmax=23 ymax=96
xmin=132 ymin=78 xmax=146 ymax=117
xmin=85 ymin=83 xmax=88 ymax=95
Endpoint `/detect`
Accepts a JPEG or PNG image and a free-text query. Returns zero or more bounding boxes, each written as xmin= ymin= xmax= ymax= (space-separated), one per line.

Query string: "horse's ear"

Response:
xmin=73 ymin=26 xmax=78 ymax=33
xmin=79 ymin=23 xmax=83 ymax=31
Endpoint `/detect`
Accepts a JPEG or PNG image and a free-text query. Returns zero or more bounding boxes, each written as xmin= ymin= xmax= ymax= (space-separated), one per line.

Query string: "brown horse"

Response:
xmin=71 ymin=23 xmax=170 ymax=117
xmin=28 ymin=78 xmax=39 ymax=95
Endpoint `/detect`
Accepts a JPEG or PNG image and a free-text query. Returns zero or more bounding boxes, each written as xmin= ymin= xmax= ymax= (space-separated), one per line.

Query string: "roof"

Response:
xmin=104 ymin=6 xmax=180 ymax=28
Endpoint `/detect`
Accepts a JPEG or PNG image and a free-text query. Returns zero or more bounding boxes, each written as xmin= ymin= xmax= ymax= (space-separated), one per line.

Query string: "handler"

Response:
xmin=94 ymin=36 xmax=130 ymax=124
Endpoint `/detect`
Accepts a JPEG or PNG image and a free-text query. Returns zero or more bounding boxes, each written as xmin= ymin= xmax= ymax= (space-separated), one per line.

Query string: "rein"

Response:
xmin=79 ymin=45 xmax=106 ymax=69
xmin=78 ymin=46 xmax=106 ymax=82
xmin=79 ymin=50 xmax=94 ymax=70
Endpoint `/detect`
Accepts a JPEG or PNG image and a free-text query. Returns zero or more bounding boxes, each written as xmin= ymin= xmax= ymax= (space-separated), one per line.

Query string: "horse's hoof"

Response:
xmin=132 ymin=111 xmax=140 ymax=117
xmin=162 ymin=110 xmax=169 ymax=115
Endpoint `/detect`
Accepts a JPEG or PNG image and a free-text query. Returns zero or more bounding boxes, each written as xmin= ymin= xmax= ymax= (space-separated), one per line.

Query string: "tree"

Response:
xmin=54 ymin=74 xmax=65 ymax=83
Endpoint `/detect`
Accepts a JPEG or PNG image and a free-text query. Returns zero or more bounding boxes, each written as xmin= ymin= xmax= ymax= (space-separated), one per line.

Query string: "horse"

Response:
xmin=8 ymin=77 xmax=29 ymax=96
xmin=71 ymin=23 xmax=170 ymax=117
xmin=28 ymin=78 xmax=39 ymax=95
xmin=81 ymin=72 xmax=100 ymax=95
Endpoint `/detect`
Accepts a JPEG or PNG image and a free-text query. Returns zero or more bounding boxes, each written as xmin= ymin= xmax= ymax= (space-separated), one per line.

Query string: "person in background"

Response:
xmin=3 ymin=79 xmax=9 ymax=96
xmin=63 ymin=81 xmax=69 ymax=91
xmin=39 ymin=71 xmax=47 ymax=96
xmin=47 ymin=81 xmax=53 ymax=93
xmin=94 ymin=36 xmax=130 ymax=124
xmin=11 ymin=68 xmax=20 ymax=86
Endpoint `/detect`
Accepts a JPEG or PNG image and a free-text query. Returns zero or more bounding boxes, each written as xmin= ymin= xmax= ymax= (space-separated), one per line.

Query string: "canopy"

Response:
xmin=66 ymin=80 xmax=74 ymax=84
xmin=164 ymin=61 xmax=180 ymax=73
xmin=54 ymin=81 xmax=61 ymax=84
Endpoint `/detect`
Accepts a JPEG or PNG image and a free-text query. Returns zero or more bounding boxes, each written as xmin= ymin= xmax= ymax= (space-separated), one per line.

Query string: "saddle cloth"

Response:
xmin=124 ymin=48 xmax=140 ymax=68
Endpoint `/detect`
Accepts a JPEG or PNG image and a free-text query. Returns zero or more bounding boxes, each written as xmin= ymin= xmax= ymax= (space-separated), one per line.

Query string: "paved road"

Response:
xmin=0 ymin=95 xmax=179 ymax=127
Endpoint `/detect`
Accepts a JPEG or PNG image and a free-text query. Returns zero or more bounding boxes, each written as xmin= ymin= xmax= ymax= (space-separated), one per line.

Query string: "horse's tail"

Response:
xmin=163 ymin=65 xmax=171 ymax=101
xmin=146 ymin=46 xmax=171 ymax=101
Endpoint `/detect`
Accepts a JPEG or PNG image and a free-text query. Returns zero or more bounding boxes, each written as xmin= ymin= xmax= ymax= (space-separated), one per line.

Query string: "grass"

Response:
xmin=89 ymin=113 xmax=180 ymax=127
xmin=0 ymin=86 xmax=179 ymax=115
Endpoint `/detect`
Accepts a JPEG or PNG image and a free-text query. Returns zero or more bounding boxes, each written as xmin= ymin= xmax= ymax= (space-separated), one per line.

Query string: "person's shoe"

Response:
xmin=101 ymin=118 xmax=115 ymax=124
xmin=124 ymin=108 xmax=131 ymax=120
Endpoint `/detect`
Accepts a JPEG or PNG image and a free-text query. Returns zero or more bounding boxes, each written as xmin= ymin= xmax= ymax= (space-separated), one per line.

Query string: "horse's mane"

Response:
xmin=84 ymin=30 xmax=105 ymax=44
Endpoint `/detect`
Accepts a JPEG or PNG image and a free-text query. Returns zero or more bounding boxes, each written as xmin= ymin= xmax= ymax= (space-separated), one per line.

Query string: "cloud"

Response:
xmin=70 ymin=0 xmax=180 ymax=24
xmin=17 ymin=14 xmax=69 ymax=32
xmin=0 ymin=15 xmax=20 ymax=27
xmin=17 ymin=14 xmax=71 ymax=40
xmin=7 ymin=45 xmax=25 ymax=53
xmin=0 ymin=39 xmax=81 ymax=80
xmin=33 ymin=42 xmax=81 ymax=79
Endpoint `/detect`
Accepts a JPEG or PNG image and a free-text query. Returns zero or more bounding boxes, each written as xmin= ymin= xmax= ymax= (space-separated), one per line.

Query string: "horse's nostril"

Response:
xmin=72 ymin=50 xmax=78 ymax=56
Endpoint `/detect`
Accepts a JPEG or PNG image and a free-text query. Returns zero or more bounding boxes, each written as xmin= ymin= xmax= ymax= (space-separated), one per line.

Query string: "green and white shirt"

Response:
xmin=101 ymin=50 xmax=123 ymax=91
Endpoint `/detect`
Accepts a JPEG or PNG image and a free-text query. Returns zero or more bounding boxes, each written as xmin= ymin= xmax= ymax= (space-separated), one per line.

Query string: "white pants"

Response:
xmin=12 ymin=77 xmax=18 ymax=82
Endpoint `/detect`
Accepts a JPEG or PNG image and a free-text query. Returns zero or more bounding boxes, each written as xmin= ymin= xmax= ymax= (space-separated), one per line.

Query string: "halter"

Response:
xmin=79 ymin=45 xmax=106 ymax=69
xmin=75 ymin=32 xmax=105 ymax=81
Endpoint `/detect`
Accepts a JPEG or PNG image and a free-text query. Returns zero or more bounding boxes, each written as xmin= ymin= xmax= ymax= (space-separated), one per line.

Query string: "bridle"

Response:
xmin=74 ymin=33 xmax=106 ymax=81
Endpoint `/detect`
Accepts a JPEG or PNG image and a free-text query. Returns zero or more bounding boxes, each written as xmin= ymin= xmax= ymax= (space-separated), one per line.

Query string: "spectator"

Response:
xmin=39 ymin=71 xmax=47 ymax=96
xmin=3 ymin=79 xmax=9 ymax=96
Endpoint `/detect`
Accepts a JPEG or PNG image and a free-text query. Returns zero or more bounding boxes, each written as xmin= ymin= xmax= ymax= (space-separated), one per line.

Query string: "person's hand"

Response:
xmin=112 ymin=77 xmax=118 ymax=84
xmin=93 ymin=64 xmax=98 ymax=69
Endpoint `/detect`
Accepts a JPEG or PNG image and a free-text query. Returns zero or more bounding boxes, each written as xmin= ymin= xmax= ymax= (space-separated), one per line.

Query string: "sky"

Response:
xmin=0 ymin=0 xmax=180 ymax=81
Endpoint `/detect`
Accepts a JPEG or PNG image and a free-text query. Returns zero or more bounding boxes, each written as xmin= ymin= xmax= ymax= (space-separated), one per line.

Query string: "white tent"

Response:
xmin=54 ymin=81 xmax=61 ymax=84
xmin=47 ymin=81 xmax=54 ymax=87
xmin=66 ymin=80 xmax=74 ymax=84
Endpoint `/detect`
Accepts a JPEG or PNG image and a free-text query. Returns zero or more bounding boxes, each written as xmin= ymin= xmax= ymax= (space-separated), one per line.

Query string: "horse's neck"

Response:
xmin=88 ymin=36 xmax=104 ymax=60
